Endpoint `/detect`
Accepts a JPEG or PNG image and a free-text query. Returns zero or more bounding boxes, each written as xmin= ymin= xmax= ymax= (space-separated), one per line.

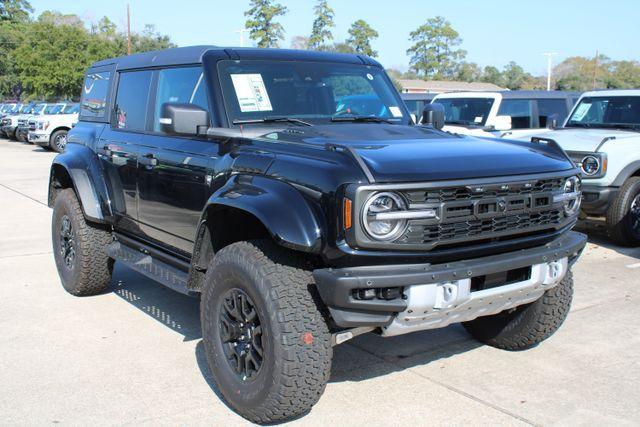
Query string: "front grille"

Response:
xmin=28 ymin=120 xmax=36 ymax=131
xmin=399 ymin=209 xmax=563 ymax=245
xmin=17 ymin=119 xmax=27 ymax=126
xmin=380 ymin=177 xmax=568 ymax=248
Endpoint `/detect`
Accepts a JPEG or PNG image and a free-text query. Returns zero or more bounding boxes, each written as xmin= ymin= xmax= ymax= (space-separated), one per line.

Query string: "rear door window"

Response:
xmin=80 ymin=71 xmax=111 ymax=119
xmin=114 ymin=70 xmax=153 ymax=132
xmin=498 ymin=99 xmax=533 ymax=129
xmin=153 ymin=67 xmax=210 ymax=132
xmin=537 ymin=99 xmax=567 ymax=127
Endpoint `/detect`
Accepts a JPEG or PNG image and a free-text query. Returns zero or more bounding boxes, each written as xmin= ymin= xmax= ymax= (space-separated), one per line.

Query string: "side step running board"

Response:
xmin=106 ymin=238 xmax=195 ymax=296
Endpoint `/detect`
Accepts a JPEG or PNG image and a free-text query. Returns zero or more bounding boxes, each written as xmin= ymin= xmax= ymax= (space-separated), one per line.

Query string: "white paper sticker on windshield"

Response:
xmin=571 ymin=103 xmax=591 ymax=121
xmin=474 ymin=116 xmax=483 ymax=123
xmin=389 ymin=106 xmax=403 ymax=117
xmin=231 ymin=74 xmax=273 ymax=112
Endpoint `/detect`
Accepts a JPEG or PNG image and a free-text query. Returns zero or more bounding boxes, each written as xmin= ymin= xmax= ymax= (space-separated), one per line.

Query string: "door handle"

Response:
xmin=139 ymin=153 xmax=158 ymax=167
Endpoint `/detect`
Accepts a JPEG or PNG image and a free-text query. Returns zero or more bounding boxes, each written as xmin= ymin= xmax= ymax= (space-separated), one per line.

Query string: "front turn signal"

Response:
xmin=343 ymin=198 xmax=352 ymax=230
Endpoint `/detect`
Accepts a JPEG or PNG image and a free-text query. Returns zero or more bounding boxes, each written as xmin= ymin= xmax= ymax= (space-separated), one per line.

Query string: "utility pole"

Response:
xmin=235 ymin=28 xmax=250 ymax=47
xmin=593 ymin=50 xmax=599 ymax=89
xmin=542 ymin=52 xmax=558 ymax=91
xmin=126 ymin=4 xmax=132 ymax=55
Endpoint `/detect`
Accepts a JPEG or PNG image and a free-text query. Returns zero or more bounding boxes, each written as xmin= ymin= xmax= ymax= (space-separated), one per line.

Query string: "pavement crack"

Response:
xmin=0 ymin=182 xmax=48 ymax=207
xmin=348 ymin=341 xmax=538 ymax=426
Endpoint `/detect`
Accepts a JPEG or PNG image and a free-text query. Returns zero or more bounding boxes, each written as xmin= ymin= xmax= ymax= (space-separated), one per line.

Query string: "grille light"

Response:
xmin=553 ymin=176 xmax=581 ymax=216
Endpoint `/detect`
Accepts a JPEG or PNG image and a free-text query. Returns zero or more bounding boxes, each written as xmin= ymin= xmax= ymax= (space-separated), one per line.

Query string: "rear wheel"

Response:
xmin=50 ymin=129 xmax=68 ymax=153
xmin=200 ymin=240 xmax=332 ymax=424
xmin=52 ymin=188 xmax=113 ymax=296
xmin=463 ymin=271 xmax=573 ymax=350
xmin=606 ymin=177 xmax=640 ymax=246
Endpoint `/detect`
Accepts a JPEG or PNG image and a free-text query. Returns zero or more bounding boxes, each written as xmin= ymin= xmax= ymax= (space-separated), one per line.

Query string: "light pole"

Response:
xmin=542 ymin=52 xmax=558 ymax=91
xmin=235 ymin=28 xmax=250 ymax=47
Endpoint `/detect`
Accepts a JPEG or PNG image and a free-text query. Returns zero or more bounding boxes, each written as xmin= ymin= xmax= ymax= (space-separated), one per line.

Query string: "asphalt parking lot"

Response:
xmin=0 ymin=137 xmax=639 ymax=426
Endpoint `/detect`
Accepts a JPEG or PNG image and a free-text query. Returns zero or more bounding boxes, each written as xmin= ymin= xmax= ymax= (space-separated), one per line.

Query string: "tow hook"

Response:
xmin=331 ymin=326 xmax=375 ymax=346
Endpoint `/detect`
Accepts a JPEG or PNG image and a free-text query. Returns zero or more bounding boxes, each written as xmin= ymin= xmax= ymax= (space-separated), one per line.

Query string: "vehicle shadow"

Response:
xmin=109 ymin=262 xmax=481 ymax=390
xmin=575 ymin=219 xmax=640 ymax=260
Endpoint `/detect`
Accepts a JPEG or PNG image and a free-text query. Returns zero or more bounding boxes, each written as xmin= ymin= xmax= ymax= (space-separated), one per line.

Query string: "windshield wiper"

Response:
xmin=331 ymin=115 xmax=393 ymax=124
xmin=232 ymin=116 xmax=313 ymax=127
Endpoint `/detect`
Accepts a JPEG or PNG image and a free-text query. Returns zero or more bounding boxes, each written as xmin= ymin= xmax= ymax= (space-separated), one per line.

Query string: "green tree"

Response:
xmin=502 ymin=61 xmax=532 ymax=90
xmin=480 ymin=65 xmax=503 ymax=86
xmin=0 ymin=0 xmax=32 ymax=23
xmin=406 ymin=16 xmax=466 ymax=79
xmin=455 ymin=62 xmax=482 ymax=82
xmin=346 ymin=19 xmax=378 ymax=57
xmin=608 ymin=60 xmax=640 ymax=89
xmin=321 ymin=41 xmax=355 ymax=54
xmin=38 ymin=10 xmax=83 ymax=27
xmin=244 ymin=0 xmax=288 ymax=48
xmin=308 ymin=0 xmax=334 ymax=50
xmin=0 ymin=21 xmax=26 ymax=98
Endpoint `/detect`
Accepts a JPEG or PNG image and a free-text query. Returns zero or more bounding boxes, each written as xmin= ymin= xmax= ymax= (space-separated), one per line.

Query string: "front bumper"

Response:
xmin=28 ymin=132 xmax=50 ymax=145
xmin=580 ymin=184 xmax=618 ymax=216
xmin=313 ymin=231 xmax=587 ymax=333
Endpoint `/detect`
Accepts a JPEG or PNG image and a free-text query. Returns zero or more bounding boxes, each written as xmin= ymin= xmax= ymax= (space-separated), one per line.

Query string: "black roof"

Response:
xmin=499 ymin=90 xmax=581 ymax=99
xmin=90 ymin=45 xmax=381 ymax=71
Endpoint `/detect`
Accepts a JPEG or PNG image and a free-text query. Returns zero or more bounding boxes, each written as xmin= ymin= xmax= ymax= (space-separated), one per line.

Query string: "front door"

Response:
xmin=136 ymin=66 xmax=215 ymax=254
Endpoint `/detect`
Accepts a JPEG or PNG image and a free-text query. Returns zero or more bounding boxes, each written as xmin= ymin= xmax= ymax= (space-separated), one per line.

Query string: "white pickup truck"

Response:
xmin=524 ymin=90 xmax=640 ymax=246
xmin=432 ymin=91 xmax=579 ymax=139
xmin=28 ymin=103 xmax=79 ymax=152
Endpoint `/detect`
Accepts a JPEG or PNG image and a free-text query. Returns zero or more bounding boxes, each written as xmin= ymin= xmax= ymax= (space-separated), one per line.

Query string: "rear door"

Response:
xmin=98 ymin=69 xmax=153 ymax=235
xmin=136 ymin=66 xmax=216 ymax=254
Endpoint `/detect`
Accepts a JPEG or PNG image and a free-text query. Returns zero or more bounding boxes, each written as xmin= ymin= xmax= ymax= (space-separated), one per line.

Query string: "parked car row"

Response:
xmin=0 ymin=101 xmax=78 ymax=152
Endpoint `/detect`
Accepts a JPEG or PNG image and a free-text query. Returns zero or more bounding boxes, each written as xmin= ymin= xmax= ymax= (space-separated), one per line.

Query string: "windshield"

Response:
xmin=566 ymin=96 xmax=640 ymax=130
xmin=19 ymin=104 xmax=34 ymax=114
xmin=62 ymin=104 xmax=79 ymax=114
xmin=32 ymin=104 xmax=47 ymax=114
xmin=432 ymin=97 xmax=495 ymax=126
xmin=217 ymin=60 xmax=408 ymax=125
xmin=44 ymin=104 xmax=63 ymax=114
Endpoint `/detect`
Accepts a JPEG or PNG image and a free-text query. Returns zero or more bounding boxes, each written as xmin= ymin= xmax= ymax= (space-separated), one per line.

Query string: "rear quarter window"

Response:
xmin=80 ymin=71 xmax=111 ymax=119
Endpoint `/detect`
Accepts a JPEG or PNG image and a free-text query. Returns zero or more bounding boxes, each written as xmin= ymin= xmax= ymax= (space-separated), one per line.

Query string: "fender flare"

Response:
xmin=48 ymin=143 xmax=114 ymax=224
xmin=612 ymin=160 xmax=640 ymax=187
xmin=200 ymin=174 xmax=324 ymax=253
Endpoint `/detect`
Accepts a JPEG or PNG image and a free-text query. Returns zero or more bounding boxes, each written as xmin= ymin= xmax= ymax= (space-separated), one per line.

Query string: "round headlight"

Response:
xmin=563 ymin=176 xmax=582 ymax=216
xmin=362 ymin=192 xmax=407 ymax=241
xmin=581 ymin=155 xmax=600 ymax=176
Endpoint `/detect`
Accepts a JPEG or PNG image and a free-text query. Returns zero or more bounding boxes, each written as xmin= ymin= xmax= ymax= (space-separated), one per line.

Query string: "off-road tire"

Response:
xmin=52 ymin=188 xmax=113 ymax=296
xmin=606 ymin=176 xmax=640 ymax=246
xmin=200 ymin=240 xmax=332 ymax=424
xmin=463 ymin=271 xmax=573 ymax=351
xmin=50 ymin=129 xmax=68 ymax=153
xmin=16 ymin=131 xmax=26 ymax=142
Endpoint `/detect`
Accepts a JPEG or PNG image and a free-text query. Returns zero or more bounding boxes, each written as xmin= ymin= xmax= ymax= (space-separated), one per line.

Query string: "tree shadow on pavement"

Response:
xmin=575 ymin=219 xmax=640 ymax=260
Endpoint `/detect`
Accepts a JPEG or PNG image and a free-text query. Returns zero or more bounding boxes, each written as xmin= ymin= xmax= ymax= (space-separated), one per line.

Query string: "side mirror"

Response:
xmin=159 ymin=102 xmax=209 ymax=136
xmin=493 ymin=115 xmax=512 ymax=131
xmin=421 ymin=103 xmax=445 ymax=130
xmin=547 ymin=113 xmax=560 ymax=129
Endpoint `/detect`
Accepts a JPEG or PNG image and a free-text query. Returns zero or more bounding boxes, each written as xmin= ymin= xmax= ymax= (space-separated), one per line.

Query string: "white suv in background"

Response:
xmin=431 ymin=91 xmax=578 ymax=139
xmin=525 ymin=90 xmax=640 ymax=246
xmin=28 ymin=103 xmax=79 ymax=152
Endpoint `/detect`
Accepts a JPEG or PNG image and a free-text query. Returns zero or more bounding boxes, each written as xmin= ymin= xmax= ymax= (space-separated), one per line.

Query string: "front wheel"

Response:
xmin=200 ymin=241 xmax=332 ymax=424
xmin=606 ymin=177 xmax=640 ymax=246
xmin=50 ymin=129 xmax=69 ymax=153
xmin=463 ymin=271 xmax=573 ymax=351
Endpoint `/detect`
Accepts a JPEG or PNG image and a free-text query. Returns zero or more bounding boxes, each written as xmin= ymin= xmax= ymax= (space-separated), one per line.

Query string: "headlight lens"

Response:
xmin=562 ymin=176 xmax=582 ymax=216
xmin=581 ymin=155 xmax=600 ymax=176
xmin=362 ymin=192 xmax=407 ymax=241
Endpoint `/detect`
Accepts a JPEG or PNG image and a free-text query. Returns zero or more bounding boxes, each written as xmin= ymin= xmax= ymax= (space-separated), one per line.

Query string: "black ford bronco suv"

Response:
xmin=49 ymin=46 xmax=587 ymax=423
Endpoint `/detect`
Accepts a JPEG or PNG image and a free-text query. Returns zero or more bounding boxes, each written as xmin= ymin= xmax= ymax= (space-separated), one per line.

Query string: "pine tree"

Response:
xmin=244 ymin=0 xmax=288 ymax=48
xmin=346 ymin=20 xmax=378 ymax=58
xmin=308 ymin=0 xmax=334 ymax=50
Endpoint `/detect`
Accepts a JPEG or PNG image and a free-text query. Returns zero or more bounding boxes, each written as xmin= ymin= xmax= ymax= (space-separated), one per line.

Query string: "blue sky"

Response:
xmin=33 ymin=0 xmax=640 ymax=75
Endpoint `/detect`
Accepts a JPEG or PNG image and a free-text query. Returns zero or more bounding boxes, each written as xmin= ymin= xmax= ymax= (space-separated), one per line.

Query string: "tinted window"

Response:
xmin=80 ymin=71 xmax=111 ymax=118
xmin=498 ymin=99 xmax=533 ymax=129
xmin=434 ymin=97 xmax=495 ymax=126
xmin=115 ymin=70 xmax=152 ymax=131
xmin=154 ymin=67 xmax=209 ymax=132
xmin=538 ymin=99 xmax=567 ymax=127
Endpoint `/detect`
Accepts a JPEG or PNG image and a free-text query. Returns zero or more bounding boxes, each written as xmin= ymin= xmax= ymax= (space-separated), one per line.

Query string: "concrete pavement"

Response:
xmin=0 ymin=138 xmax=638 ymax=426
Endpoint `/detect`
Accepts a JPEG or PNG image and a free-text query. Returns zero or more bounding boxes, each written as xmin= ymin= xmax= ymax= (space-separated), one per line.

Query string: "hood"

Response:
xmin=531 ymin=128 xmax=639 ymax=152
xmin=262 ymin=124 xmax=574 ymax=183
